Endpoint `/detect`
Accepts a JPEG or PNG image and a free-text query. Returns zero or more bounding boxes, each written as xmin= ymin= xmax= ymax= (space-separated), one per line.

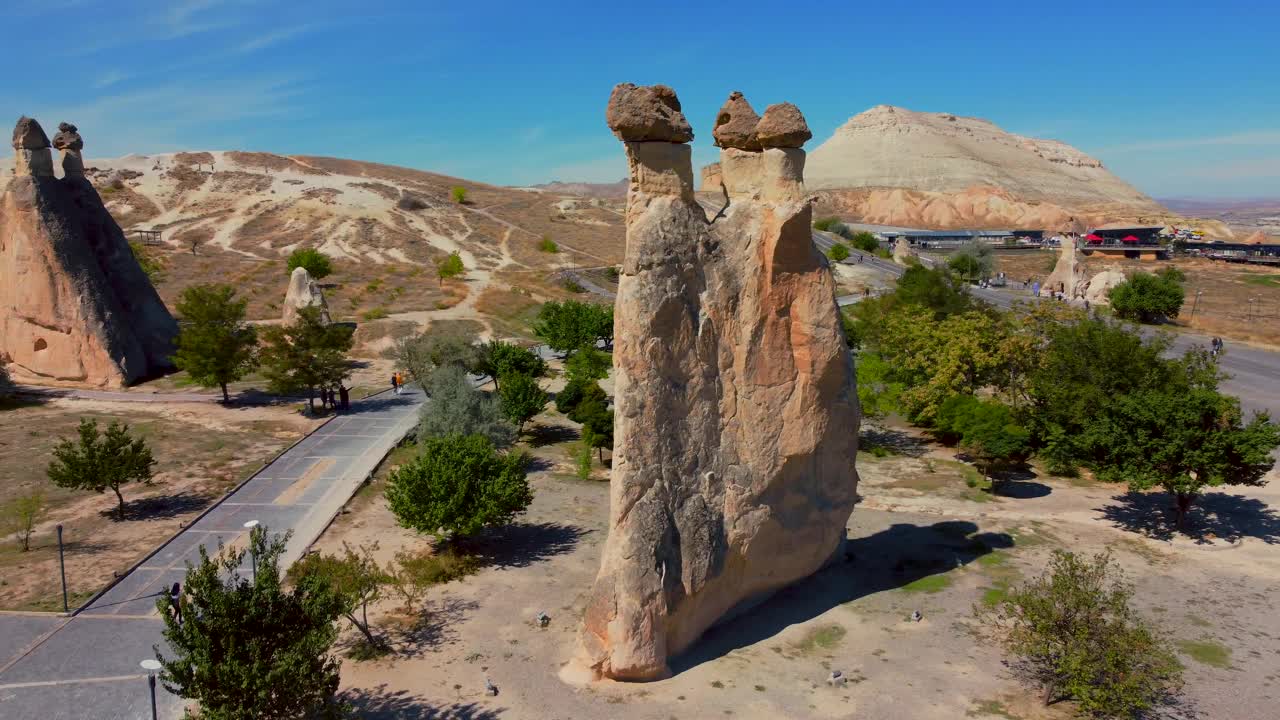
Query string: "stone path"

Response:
xmin=0 ymin=387 xmax=424 ymax=720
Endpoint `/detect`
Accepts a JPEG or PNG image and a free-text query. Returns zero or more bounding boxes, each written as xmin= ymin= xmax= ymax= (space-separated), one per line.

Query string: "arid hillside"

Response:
xmin=3 ymin=150 xmax=625 ymax=323
xmin=802 ymin=105 xmax=1230 ymax=235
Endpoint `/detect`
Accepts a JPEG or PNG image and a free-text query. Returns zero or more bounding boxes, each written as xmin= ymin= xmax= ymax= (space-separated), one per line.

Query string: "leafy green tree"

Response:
xmin=292 ymin=542 xmax=388 ymax=653
xmin=1108 ymin=271 xmax=1184 ymax=324
xmin=813 ymin=216 xmax=843 ymax=232
xmin=936 ymin=397 xmax=1031 ymax=487
xmin=563 ymin=381 xmax=609 ymax=423
xmin=1086 ymin=387 xmax=1279 ymax=530
xmin=172 ymin=284 xmax=259 ymax=403
xmin=850 ymin=231 xmax=879 ymax=254
xmin=978 ymin=551 xmax=1183 ymax=716
xmin=418 ymin=365 xmax=515 ymax=448
xmin=828 ymin=243 xmax=850 ymax=262
xmin=436 ymin=252 xmax=465 ymax=285
xmin=258 ymin=307 xmax=354 ymax=413
xmin=286 ymin=248 xmax=334 ymax=280
xmin=3 ymin=490 xmax=45 ymax=551
xmin=947 ymin=242 xmax=995 ymax=282
xmin=576 ymin=395 xmax=614 ymax=462
xmin=497 ymin=372 xmax=548 ymax=433
xmin=894 ymin=265 xmax=973 ymax=319
xmin=450 ymin=185 xmax=468 ymax=204
xmin=855 ymin=352 xmax=903 ymax=421
xmin=129 ymin=240 xmax=165 ymax=284
xmin=385 ymin=434 xmax=531 ymax=542
xmin=533 ymin=300 xmax=613 ymax=355
xmin=156 ymin=525 xmax=347 ymax=720
xmin=475 ymin=340 xmax=546 ymax=391
xmin=47 ymin=419 xmax=155 ymax=520
xmin=539 ymin=235 xmax=559 ymax=253
xmin=564 ymin=345 xmax=610 ymax=385
xmin=393 ymin=327 xmax=480 ymax=386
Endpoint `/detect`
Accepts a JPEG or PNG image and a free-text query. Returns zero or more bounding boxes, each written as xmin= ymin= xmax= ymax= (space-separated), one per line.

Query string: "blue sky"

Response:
xmin=6 ymin=0 xmax=1278 ymax=198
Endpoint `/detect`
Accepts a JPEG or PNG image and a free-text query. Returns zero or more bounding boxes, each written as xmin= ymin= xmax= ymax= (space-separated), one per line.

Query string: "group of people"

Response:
xmin=319 ymin=384 xmax=350 ymax=412
xmin=1211 ymin=336 xmax=1225 ymax=358
xmin=391 ymin=371 xmax=406 ymax=395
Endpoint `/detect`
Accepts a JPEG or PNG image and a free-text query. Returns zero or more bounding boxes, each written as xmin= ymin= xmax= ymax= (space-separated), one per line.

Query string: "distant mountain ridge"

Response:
xmin=803 ymin=105 xmax=1188 ymax=231
xmin=524 ymin=178 xmax=628 ymax=198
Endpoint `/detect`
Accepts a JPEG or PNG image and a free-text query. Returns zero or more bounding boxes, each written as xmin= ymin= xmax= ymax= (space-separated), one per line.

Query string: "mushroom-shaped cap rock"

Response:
xmin=52 ymin=122 xmax=84 ymax=151
xmin=12 ymin=116 xmax=50 ymax=149
xmin=605 ymin=83 xmax=693 ymax=143
xmin=755 ymin=103 xmax=812 ymax=148
xmin=712 ymin=91 xmax=761 ymax=150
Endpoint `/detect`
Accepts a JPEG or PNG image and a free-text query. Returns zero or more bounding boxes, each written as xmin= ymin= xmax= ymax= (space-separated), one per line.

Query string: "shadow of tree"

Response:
xmin=860 ymin=427 xmax=928 ymax=458
xmin=524 ymin=456 xmax=554 ymax=473
xmin=467 ymin=521 xmax=590 ymax=569
xmin=669 ymin=520 xmax=1013 ymax=675
xmin=341 ymin=684 xmax=504 ymax=719
xmin=993 ymin=480 xmax=1052 ymax=499
xmin=527 ymin=424 xmax=580 ymax=448
xmin=391 ymin=597 xmax=480 ymax=658
xmin=1098 ymin=490 xmax=1280 ymax=544
xmin=99 ymin=491 xmax=211 ymax=522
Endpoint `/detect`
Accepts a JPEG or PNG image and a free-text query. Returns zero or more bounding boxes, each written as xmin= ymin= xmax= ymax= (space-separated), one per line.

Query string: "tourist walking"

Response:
xmin=339 ymin=384 xmax=350 ymax=411
xmin=391 ymin=372 xmax=400 ymax=395
xmin=168 ymin=582 xmax=183 ymax=626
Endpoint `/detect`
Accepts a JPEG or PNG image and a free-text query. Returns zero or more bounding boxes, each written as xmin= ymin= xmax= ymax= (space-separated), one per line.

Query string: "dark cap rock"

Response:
xmin=755 ymin=103 xmax=812 ymax=148
xmin=12 ymin=116 xmax=50 ymax=150
xmin=712 ymin=91 xmax=761 ymax=150
xmin=52 ymin=122 xmax=83 ymax=151
xmin=605 ymin=83 xmax=693 ymax=143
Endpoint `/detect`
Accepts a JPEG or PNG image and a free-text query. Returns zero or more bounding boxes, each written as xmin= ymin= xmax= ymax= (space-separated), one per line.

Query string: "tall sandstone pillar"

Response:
xmin=574 ymin=86 xmax=860 ymax=681
xmin=1 ymin=117 xmax=177 ymax=386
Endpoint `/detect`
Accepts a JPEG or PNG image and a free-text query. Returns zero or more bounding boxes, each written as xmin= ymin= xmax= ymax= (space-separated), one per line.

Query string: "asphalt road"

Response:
xmin=0 ymin=388 xmax=424 ymax=720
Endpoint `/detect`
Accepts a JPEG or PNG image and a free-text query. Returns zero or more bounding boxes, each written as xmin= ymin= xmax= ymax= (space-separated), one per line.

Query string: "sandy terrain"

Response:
xmin=310 ymin=407 xmax=1280 ymax=720
xmin=0 ymin=396 xmax=317 ymax=610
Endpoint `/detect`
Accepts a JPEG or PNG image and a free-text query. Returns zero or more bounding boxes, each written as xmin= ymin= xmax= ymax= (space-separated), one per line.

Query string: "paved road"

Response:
xmin=0 ymin=388 xmax=424 ymax=720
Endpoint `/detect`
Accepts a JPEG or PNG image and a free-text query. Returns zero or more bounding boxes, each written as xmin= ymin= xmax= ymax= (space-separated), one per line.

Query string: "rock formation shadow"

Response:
xmin=992 ymin=480 xmax=1052 ymax=499
xmin=1098 ymin=490 xmax=1280 ymax=544
xmin=859 ymin=427 xmax=928 ymax=458
xmin=468 ymin=521 xmax=591 ymax=569
xmin=341 ymin=684 xmax=504 ymax=719
xmin=668 ymin=520 xmax=1013 ymax=675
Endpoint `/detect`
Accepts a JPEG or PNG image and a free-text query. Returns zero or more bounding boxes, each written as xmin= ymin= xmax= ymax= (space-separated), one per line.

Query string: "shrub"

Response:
xmin=286 ymin=248 xmax=334 ymax=280
xmin=1108 ymin=271 xmax=1184 ymax=324
xmin=497 ymin=372 xmax=548 ymax=433
xmin=417 ymin=365 xmax=515 ymax=449
xmin=813 ymin=216 xmax=842 ymax=232
xmin=436 ymin=252 xmax=465 ymax=284
xmin=385 ymin=434 xmax=531 ymax=542
xmin=828 ymin=243 xmax=850 ymax=262
xmin=361 ymin=307 xmax=389 ymax=321
xmin=563 ymin=279 xmax=585 ymax=293
xmin=291 ymin=542 xmax=388 ymax=652
xmin=129 ymin=240 xmax=165 ymax=283
xmin=539 ymin=235 xmax=559 ymax=253
xmin=393 ymin=327 xmax=480 ymax=386
xmin=947 ymin=242 xmax=995 ymax=281
xmin=3 ymin=490 xmax=46 ymax=551
xmin=851 ymin=231 xmax=880 ymax=253
xmin=574 ymin=442 xmax=593 ymax=480
xmin=978 ymin=551 xmax=1183 ymax=717
xmin=450 ymin=186 xmax=468 ymax=204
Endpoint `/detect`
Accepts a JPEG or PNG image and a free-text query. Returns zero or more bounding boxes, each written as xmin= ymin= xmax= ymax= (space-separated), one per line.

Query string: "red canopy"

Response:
xmin=1084 ymin=233 xmax=1103 ymax=244
xmin=1121 ymin=235 xmax=1140 ymax=243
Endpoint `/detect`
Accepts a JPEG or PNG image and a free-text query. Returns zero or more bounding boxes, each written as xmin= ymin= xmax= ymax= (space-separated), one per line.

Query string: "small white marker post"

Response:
xmin=243 ymin=520 xmax=260 ymax=581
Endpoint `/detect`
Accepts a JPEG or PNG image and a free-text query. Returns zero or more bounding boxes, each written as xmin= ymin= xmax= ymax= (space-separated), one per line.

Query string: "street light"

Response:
xmin=243 ymin=520 xmax=260 ymax=581
xmin=140 ymin=659 xmax=161 ymax=720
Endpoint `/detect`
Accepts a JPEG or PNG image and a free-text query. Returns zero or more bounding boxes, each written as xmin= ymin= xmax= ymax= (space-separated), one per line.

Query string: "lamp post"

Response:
xmin=243 ymin=520 xmax=260 ymax=581
xmin=140 ymin=659 xmax=161 ymax=720
xmin=1190 ymin=289 xmax=1203 ymax=321
xmin=56 ymin=524 xmax=68 ymax=614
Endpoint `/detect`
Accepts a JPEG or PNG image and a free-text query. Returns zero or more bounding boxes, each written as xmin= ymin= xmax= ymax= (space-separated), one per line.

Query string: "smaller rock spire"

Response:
xmin=11 ymin=116 xmax=53 ymax=176
xmin=755 ymin=103 xmax=812 ymax=148
xmin=53 ymin=122 xmax=85 ymax=176
xmin=712 ymin=91 xmax=761 ymax=151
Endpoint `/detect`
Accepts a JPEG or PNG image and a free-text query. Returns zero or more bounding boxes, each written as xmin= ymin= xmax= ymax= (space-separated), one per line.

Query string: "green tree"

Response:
xmin=855 ymin=352 xmax=903 ymax=421
xmin=828 ymin=243 xmax=850 ymax=262
xmin=258 ymin=307 xmax=354 ymax=413
xmin=978 ymin=551 xmax=1183 ymax=716
xmin=385 ymin=434 xmax=531 ymax=542
xmin=498 ymin=372 xmax=548 ymax=433
xmin=474 ymin=340 xmax=546 ymax=392
xmin=291 ymin=542 xmax=388 ymax=653
xmin=172 ymin=284 xmax=259 ymax=403
xmin=47 ymin=419 xmax=155 ymax=520
xmin=418 ymin=365 xmax=515 ymax=448
xmin=562 ymin=380 xmax=609 ymax=422
xmin=436 ymin=252 xmax=465 ymax=285
xmin=3 ymin=490 xmax=46 ymax=552
xmin=539 ymin=235 xmax=559 ymax=253
xmin=450 ymin=185 xmax=468 ymax=204
xmin=533 ymin=300 xmax=613 ymax=355
xmin=393 ymin=327 xmax=480 ymax=386
xmin=934 ymin=396 xmax=1030 ymax=489
xmin=894 ymin=265 xmax=974 ymax=319
xmin=286 ymin=248 xmax=334 ymax=280
xmin=1108 ymin=271 xmax=1185 ymax=324
xmin=156 ymin=525 xmax=346 ymax=720
xmin=947 ymin=242 xmax=995 ymax=282
xmin=813 ymin=216 xmax=843 ymax=232
xmin=576 ymin=394 xmax=614 ymax=462
xmin=129 ymin=240 xmax=165 ymax=284
xmin=1087 ymin=387 xmax=1279 ymax=530
xmin=564 ymin=345 xmax=610 ymax=385
xmin=850 ymin=231 xmax=879 ymax=254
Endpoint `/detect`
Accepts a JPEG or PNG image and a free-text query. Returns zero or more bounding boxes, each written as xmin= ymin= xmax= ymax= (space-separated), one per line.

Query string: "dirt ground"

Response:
xmin=990 ymin=251 xmax=1280 ymax=347
xmin=312 ymin=406 xmax=1280 ymax=720
xmin=0 ymin=397 xmax=317 ymax=610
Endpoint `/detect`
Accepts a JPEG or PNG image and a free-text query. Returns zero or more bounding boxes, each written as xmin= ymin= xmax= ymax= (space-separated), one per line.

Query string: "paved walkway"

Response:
xmin=0 ymin=387 xmax=424 ymax=720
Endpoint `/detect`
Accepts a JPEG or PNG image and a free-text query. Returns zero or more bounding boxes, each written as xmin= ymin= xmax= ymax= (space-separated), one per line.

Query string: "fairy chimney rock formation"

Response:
xmin=282 ymin=266 xmax=331 ymax=325
xmin=2 ymin=117 xmax=178 ymax=387
xmin=1085 ymin=266 xmax=1126 ymax=305
xmin=712 ymin=91 xmax=762 ymax=150
xmin=1044 ymin=235 xmax=1090 ymax=298
xmin=574 ymin=85 xmax=860 ymax=682
xmin=892 ymin=236 xmax=915 ymax=265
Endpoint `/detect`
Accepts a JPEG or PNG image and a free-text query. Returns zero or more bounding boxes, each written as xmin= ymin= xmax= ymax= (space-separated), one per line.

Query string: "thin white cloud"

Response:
xmin=93 ymin=70 xmax=130 ymax=89
xmin=1189 ymin=157 xmax=1280 ymax=181
xmin=1100 ymin=130 xmax=1280 ymax=154
xmin=233 ymin=24 xmax=315 ymax=54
